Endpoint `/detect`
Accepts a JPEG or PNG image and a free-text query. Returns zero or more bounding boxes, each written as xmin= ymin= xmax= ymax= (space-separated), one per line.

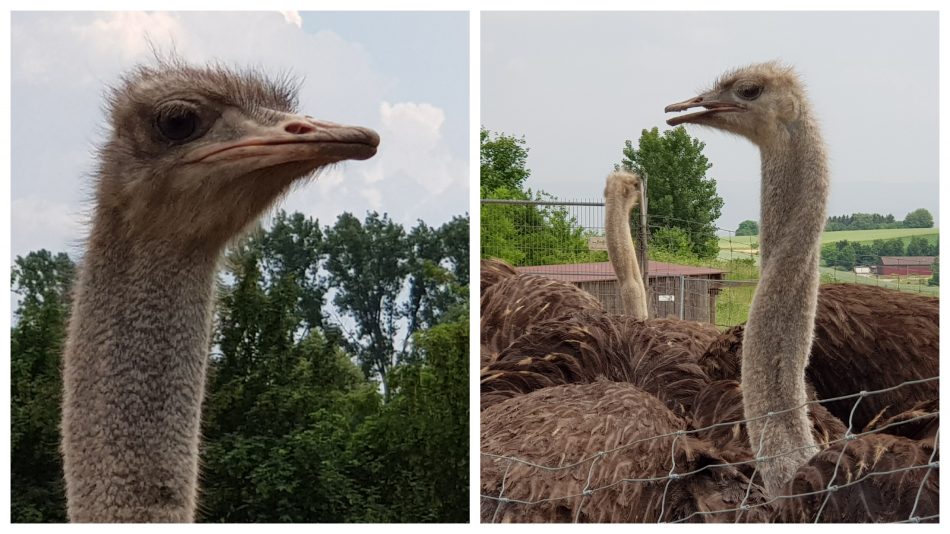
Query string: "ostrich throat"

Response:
xmin=741 ymin=111 xmax=829 ymax=495
xmin=62 ymin=206 xmax=220 ymax=522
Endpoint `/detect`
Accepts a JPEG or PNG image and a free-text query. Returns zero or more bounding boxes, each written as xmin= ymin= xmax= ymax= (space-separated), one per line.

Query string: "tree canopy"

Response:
xmin=480 ymin=127 xmax=606 ymax=266
xmin=904 ymin=208 xmax=935 ymax=229
xmin=619 ymin=127 xmax=724 ymax=259
xmin=736 ymin=220 xmax=759 ymax=237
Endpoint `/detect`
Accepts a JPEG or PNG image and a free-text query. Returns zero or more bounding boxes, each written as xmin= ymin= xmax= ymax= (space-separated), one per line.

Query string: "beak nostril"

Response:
xmin=285 ymin=121 xmax=316 ymax=135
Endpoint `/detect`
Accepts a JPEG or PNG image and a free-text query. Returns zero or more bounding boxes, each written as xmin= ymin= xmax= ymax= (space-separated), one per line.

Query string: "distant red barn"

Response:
xmin=877 ymin=256 xmax=936 ymax=276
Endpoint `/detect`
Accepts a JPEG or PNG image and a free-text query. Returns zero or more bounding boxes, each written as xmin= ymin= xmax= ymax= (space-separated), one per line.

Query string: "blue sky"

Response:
xmin=11 ymin=11 xmax=469 ymax=259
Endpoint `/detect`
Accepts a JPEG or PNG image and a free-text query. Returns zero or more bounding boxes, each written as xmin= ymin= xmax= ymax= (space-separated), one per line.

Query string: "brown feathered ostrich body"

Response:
xmin=61 ymin=61 xmax=378 ymax=522
xmin=666 ymin=61 xmax=937 ymax=520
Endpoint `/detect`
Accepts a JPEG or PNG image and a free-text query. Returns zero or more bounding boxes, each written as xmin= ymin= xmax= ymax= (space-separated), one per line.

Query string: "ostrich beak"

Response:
xmin=186 ymin=114 xmax=379 ymax=167
xmin=665 ymin=95 xmax=746 ymax=126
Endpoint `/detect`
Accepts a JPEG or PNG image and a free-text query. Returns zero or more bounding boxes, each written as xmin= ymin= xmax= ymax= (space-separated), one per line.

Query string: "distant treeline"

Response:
xmin=821 ymin=236 xmax=938 ymax=271
xmin=825 ymin=208 xmax=934 ymax=231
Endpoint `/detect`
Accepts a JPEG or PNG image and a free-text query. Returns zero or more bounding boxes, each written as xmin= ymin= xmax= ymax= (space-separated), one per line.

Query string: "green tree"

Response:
xmin=903 ymin=208 xmax=934 ymax=228
xmin=401 ymin=217 xmax=469 ymax=358
xmin=906 ymin=236 xmax=932 ymax=257
xmin=480 ymin=127 xmax=531 ymax=195
xmin=348 ymin=311 xmax=469 ymax=522
xmin=651 ymin=226 xmax=694 ymax=257
xmin=881 ymin=238 xmax=906 ymax=257
xmin=323 ymin=212 xmax=408 ymax=397
xmin=480 ymin=129 xmax=605 ymax=266
xmin=928 ymin=261 xmax=939 ymax=286
xmin=619 ymin=127 xmax=724 ymax=259
xmin=11 ymin=250 xmax=75 ymax=522
xmin=735 ymin=220 xmax=759 ymax=236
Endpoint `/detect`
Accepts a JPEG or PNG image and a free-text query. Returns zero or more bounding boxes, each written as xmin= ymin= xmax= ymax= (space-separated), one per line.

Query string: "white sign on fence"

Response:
xmin=658 ymin=295 xmax=675 ymax=302
xmin=587 ymin=236 xmax=607 ymax=251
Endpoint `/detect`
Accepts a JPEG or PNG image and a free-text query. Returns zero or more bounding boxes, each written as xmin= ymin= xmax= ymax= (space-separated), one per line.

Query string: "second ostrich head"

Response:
xmin=96 ymin=60 xmax=379 ymax=250
xmin=603 ymin=169 xmax=641 ymax=214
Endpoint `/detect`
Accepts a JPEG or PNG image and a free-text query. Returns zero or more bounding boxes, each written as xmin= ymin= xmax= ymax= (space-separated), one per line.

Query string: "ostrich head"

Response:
xmin=604 ymin=170 xmax=641 ymax=212
xmin=664 ymin=61 xmax=808 ymax=145
xmin=95 ymin=60 xmax=379 ymax=249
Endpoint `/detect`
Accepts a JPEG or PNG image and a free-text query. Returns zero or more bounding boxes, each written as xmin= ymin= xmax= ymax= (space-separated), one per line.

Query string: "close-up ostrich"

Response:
xmin=481 ymin=62 xmax=937 ymax=523
xmin=60 ymin=60 xmax=378 ymax=522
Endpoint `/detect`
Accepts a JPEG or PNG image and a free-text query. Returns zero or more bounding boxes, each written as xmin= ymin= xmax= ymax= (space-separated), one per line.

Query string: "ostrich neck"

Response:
xmin=61 ymin=208 xmax=219 ymax=522
xmin=741 ymin=115 xmax=829 ymax=495
xmin=605 ymin=193 xmax=649 ymax=320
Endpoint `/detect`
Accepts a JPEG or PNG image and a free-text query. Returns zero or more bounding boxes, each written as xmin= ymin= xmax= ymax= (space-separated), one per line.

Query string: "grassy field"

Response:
xmin=709 ymin=228 xmax=940 ymax=326
xmin=719 ymin=227 xmax=938 ymax=249
xmin=717 ymin=228 xmax=939 ymax=263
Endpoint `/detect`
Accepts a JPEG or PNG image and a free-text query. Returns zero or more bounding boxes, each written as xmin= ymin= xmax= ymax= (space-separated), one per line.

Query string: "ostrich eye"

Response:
xmin=155 ymin=105 xmax=201 ymax=142
xmin=736 ymin=84 xmax=763 ymax=101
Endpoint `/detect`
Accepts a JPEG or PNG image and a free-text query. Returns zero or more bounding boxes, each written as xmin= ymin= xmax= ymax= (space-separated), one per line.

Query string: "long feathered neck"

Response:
xmin=741 ymin=109 xmax=830 ymax=495
xmin=61 ymin=205 xmax=219 ymax=522
xmin=605 ymin=178 xmax=649 ymax=320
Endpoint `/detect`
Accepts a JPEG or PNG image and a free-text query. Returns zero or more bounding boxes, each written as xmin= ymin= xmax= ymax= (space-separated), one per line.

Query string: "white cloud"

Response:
xmin=279 ymin=11 xmax=303 ymax=29
xmin=375 ymin=101 xmax=467 ymax=196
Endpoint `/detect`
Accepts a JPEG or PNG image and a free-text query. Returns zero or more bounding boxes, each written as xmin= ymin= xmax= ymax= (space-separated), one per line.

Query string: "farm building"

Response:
xmin=515 ymin=260 xmax=726 ymax=322
xmin=877 ymin=256 xmax=936 ymax=276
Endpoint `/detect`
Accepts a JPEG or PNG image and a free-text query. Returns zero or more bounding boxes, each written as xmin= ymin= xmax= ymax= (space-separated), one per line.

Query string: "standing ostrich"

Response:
xmin=61 ymin=60 xmax=379 ymax=522
xmin=604 ymin=171 xmax=649 ymax=319
xmin=666 ymin=61 xmax=937 ymax=518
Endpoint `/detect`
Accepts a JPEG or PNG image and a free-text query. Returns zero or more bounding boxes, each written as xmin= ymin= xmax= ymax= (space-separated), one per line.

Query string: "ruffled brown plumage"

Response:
xmin=480 ymin=273 xmax=603 ymax=359
xmin=481 ymin=381 xmax=773 ymax=523
xmin=481 ymin=310 xmax=711 ymax=416
xmin=697 ymin=285 xmax=938 ymax=433
xmin=480 ymin=258 xmax=518 ymax=293
xmin=773 ymin=433 xmax=939 ymax=522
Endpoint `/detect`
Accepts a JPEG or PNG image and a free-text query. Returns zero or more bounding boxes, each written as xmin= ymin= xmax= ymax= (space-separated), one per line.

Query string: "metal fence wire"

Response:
xmin=480 ymin=377 xmax=939 ymax=523
xmin=479 ymin=197 xmax=939 ymax=523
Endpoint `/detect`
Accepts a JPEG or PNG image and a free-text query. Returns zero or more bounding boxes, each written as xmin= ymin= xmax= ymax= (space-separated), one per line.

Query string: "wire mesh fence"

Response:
xmin=481 ymin=197 xmax=939 ymax=328
xmin=480 ymin=377 xmax=939 ymax=523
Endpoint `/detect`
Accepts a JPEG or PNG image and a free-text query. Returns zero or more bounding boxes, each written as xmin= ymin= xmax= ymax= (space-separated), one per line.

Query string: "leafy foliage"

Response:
xmin=825 ymin=209 xmax=934 ymax=231
xmin=480 ymin=128 xmax=607 ymax=266
xmin=11 ymin=251 xmax=75 ymax=522
xmin=10 ymin=210 xmax=469 ymax=523
xmin=479 ymin=127 xmax=531 ymax=195
xmin=903 ymin=208 xmax=934 ymax=229
xmin=619 ymin=127 xmax=724 ymax=259
xmin=735 ymin=220 xmax=759 ymax=236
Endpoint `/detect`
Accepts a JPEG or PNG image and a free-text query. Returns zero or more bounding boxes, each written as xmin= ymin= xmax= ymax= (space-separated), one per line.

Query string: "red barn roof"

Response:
xmin=880 ymin=256 xmax=936 ymax=266
xmin=515 ymin=261 xmax=724 ymax=283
